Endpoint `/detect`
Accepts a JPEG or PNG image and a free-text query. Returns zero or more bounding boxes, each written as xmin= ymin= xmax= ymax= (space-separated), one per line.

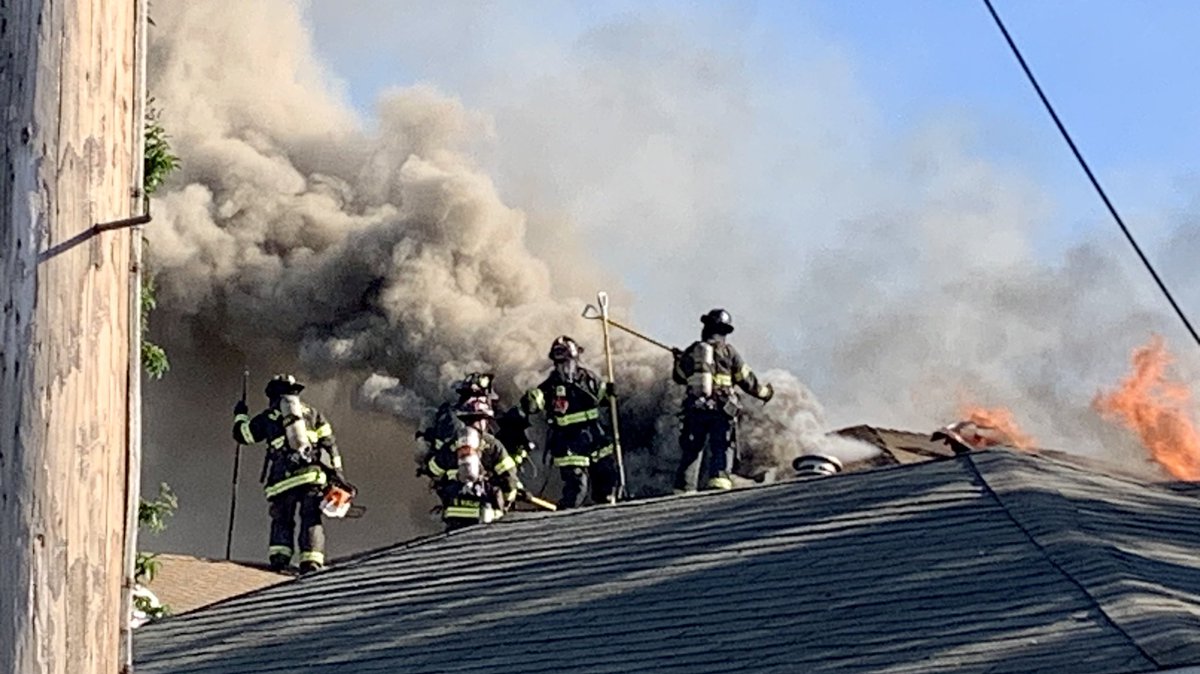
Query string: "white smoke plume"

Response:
xmin=141 ymin=0 xmax=855 ymax=556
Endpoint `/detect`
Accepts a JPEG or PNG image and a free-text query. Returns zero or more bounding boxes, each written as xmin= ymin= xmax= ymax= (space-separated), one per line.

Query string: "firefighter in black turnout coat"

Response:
xmin=426 ymin=397 xmax=521 ymax=531
xmin=521 ymin=336 xmax=618 ymax=508
xmin=672 ymin=310 xmax=773 ymax=492
xmin=232 ymin=374 xmax=345 ymax=572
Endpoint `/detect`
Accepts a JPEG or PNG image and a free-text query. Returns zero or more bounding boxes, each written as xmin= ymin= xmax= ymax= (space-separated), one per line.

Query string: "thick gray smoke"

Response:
xmin=141 ymin=0 xmax=862 ymax=558
xmin=141 ymin=1 xmax=1200 ymax=560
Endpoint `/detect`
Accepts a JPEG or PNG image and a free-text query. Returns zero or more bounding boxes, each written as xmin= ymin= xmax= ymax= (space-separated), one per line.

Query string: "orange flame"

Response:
xmin=956 ymin=404 xmax=1036 ymax=450
xmin=1093 ymin=335 xmax=1200 ymax=481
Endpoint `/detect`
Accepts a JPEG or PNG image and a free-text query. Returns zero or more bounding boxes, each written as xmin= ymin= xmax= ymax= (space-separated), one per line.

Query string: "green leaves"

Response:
xmin=140 ymin=104 xmax=178 ymax=379
xmin=139 ymin=482 xmax=178 ymax=535
xmin=143 ymin=104 xmax=179 ymax=197
xmin=140 ymin=275 xmax=170 ymax=379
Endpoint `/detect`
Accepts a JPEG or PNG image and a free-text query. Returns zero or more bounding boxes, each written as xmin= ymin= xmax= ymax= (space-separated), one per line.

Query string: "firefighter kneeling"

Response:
xmin=427 ymin=397 xmax=520 ymax=531
xmin=232 ymin=374 xmax=348 ymax=573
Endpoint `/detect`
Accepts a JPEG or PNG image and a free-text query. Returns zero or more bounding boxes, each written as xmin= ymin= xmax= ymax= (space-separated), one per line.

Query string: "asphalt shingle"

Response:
xmin=135 ymin=450 xmax=1200 ymax=673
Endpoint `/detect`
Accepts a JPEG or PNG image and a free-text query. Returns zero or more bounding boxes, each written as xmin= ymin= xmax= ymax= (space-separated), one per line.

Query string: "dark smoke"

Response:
xmin=141 ymin=0 xmax=866 ymax=558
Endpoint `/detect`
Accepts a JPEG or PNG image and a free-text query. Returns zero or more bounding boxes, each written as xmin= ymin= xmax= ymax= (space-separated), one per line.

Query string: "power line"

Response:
xmin=981 ymin=0 xmax=1200 ymax=349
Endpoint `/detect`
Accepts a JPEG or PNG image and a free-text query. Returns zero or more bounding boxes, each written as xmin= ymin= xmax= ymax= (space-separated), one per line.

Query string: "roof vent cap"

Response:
xmin=792 ymin=454 xmax=844 ymax=479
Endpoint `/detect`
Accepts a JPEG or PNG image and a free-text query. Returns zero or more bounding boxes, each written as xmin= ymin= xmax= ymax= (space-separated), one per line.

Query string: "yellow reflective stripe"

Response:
xmin=314 ymin=423 xmax=333 ymax=439
xmin=234 ymin=414 xmax=250 ymax=423
xmin=553 ymin=454 xmax=591 ymax=468
xmin=493 ymin=456 xmax=517 ymax=473
xmin=734 ymin=364 xmax=752 ymax=383
xmin=446 ymin=468 xmax=459 ymax=479
xmin=269 ymin=436 xmax=286 ymax=449
xmin=269 ymin=545 xmax=292 ymax=557
xmin=305 ymin=430 xmax=320 ymax=444
xmin=713 ymin=374 xmax=733 ymax=387
xmin=330 ymin=455 xmax=343 ymax=470
xmin=707 ymin=476 xmax=733 ymax=490
xmin=504 ymin=490 xmax=518 ymax=504
xmin=592 ymin=444 xmax=614 ymax=460
xmin=550 ymin=409 xmax=600 ymax=426
xmin=427 ymin=458 xmax=447 ymax=477
xmin=235 ymin=421 xmax=255 ymax=445
xmin=264 ymin=466 xmax=327 ymax=498
xmin=298 ymin=551 xmax=325 ymax=565
xmin=445 ymin=505 xmax=481 ymax=518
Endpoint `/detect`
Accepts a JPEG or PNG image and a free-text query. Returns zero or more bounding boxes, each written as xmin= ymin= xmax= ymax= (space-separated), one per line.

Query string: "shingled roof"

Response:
xmin=135 ymin=450 xmax=1200 ymax=673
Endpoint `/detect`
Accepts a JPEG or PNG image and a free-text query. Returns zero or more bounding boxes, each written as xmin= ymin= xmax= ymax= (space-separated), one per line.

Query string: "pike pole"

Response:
xmin=596 ymin=292 xmax=628 ymax=500
xmin=225 ymin=369 xmax=249 ymax=560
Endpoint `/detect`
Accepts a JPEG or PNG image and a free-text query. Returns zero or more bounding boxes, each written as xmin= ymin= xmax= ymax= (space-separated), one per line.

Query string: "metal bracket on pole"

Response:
xmin=96 ymin=195 xmax=152 ymax=233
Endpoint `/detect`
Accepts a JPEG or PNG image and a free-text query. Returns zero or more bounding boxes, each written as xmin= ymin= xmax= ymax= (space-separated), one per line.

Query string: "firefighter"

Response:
xmin=232 ymin=374 xmax=345 ymax=573
xmin=426 ymin=397 xmax=520 ymax=531
xmin=672 ymin=309 xmax=774 ymax=492
xmin=521 ymin=335 xmax=618 ymax=508
xmin=416 ymin=373 xmax=532 ymax=483
xmin=416 ymin=373 xmax=499 ymax=480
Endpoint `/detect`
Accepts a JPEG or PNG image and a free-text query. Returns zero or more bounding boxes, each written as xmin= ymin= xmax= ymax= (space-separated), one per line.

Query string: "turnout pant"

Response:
xmin=550 ymin=423 xmax=618 ymax=508
xmin=674 ymin=411 xmax=737 ymax=492
xmin=268 ymin=487 xmax=325 ymax=567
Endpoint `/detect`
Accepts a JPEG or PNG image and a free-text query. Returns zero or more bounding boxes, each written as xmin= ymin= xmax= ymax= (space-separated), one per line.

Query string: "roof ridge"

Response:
xmin=964 ymin=452 xmax=1160 ymax=669
xmin=330 ymin=452 xmax=976 ymax=570
xmin=1018 ymin=448 xmax=1169 ymax=490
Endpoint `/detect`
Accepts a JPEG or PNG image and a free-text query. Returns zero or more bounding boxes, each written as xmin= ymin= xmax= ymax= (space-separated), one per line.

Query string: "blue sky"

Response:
xmin=308 ymin=0 xmax=1200 ymax=245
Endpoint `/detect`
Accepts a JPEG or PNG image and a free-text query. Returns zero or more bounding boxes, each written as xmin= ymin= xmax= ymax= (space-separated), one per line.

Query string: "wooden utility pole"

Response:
xmin=0 ymin=1 xmax=144 ymax=673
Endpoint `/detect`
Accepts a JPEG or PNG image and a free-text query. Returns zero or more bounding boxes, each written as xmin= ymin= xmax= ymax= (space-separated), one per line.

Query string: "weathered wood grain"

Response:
xmin=1 ymin=1 xmax=138 ymax=672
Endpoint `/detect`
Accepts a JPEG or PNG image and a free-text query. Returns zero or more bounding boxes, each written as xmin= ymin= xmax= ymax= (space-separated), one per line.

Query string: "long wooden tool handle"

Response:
xmin=597 ymin=292 xmax=627 ymax=500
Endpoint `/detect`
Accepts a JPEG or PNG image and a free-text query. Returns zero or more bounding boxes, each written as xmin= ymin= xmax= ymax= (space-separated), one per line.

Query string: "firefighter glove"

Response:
xmin=605 ymin=382 xmax=616 ymax=399
xmin=234 ymin=400 xmax=249 ymax=416
xmin=759 ymin=383 xmax=775 ymax=404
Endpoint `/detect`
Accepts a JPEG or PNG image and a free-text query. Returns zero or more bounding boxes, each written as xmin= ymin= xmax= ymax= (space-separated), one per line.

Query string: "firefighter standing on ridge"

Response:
xmin=521 ymin=336 xmax=618 ymax=508
xmin=672 ymin=309 xmax=773 ymax=492
xmin=232 ymin=374 xmax=345 ymax=573
xmin=427 ymin=397 xmax=520 ymax=530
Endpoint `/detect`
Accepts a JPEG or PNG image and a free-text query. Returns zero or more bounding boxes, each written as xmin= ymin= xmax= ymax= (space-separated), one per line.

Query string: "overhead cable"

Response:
xmin=981 ymin=0 xmax=1200 ymax=349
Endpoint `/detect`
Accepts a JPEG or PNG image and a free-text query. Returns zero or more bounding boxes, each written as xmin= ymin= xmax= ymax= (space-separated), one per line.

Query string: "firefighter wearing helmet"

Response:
xmin=416 ymin=373 xmax=501 ymax=480
xmin=232 ymin=374 xmax=347 ymax=573
xmin=426 ymin=396 xmax=520 ymax=531
xmin=520 ymin=336 xmax=618 ymax=508
xmin=671 ymin=309 xmax=774 ymax=492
